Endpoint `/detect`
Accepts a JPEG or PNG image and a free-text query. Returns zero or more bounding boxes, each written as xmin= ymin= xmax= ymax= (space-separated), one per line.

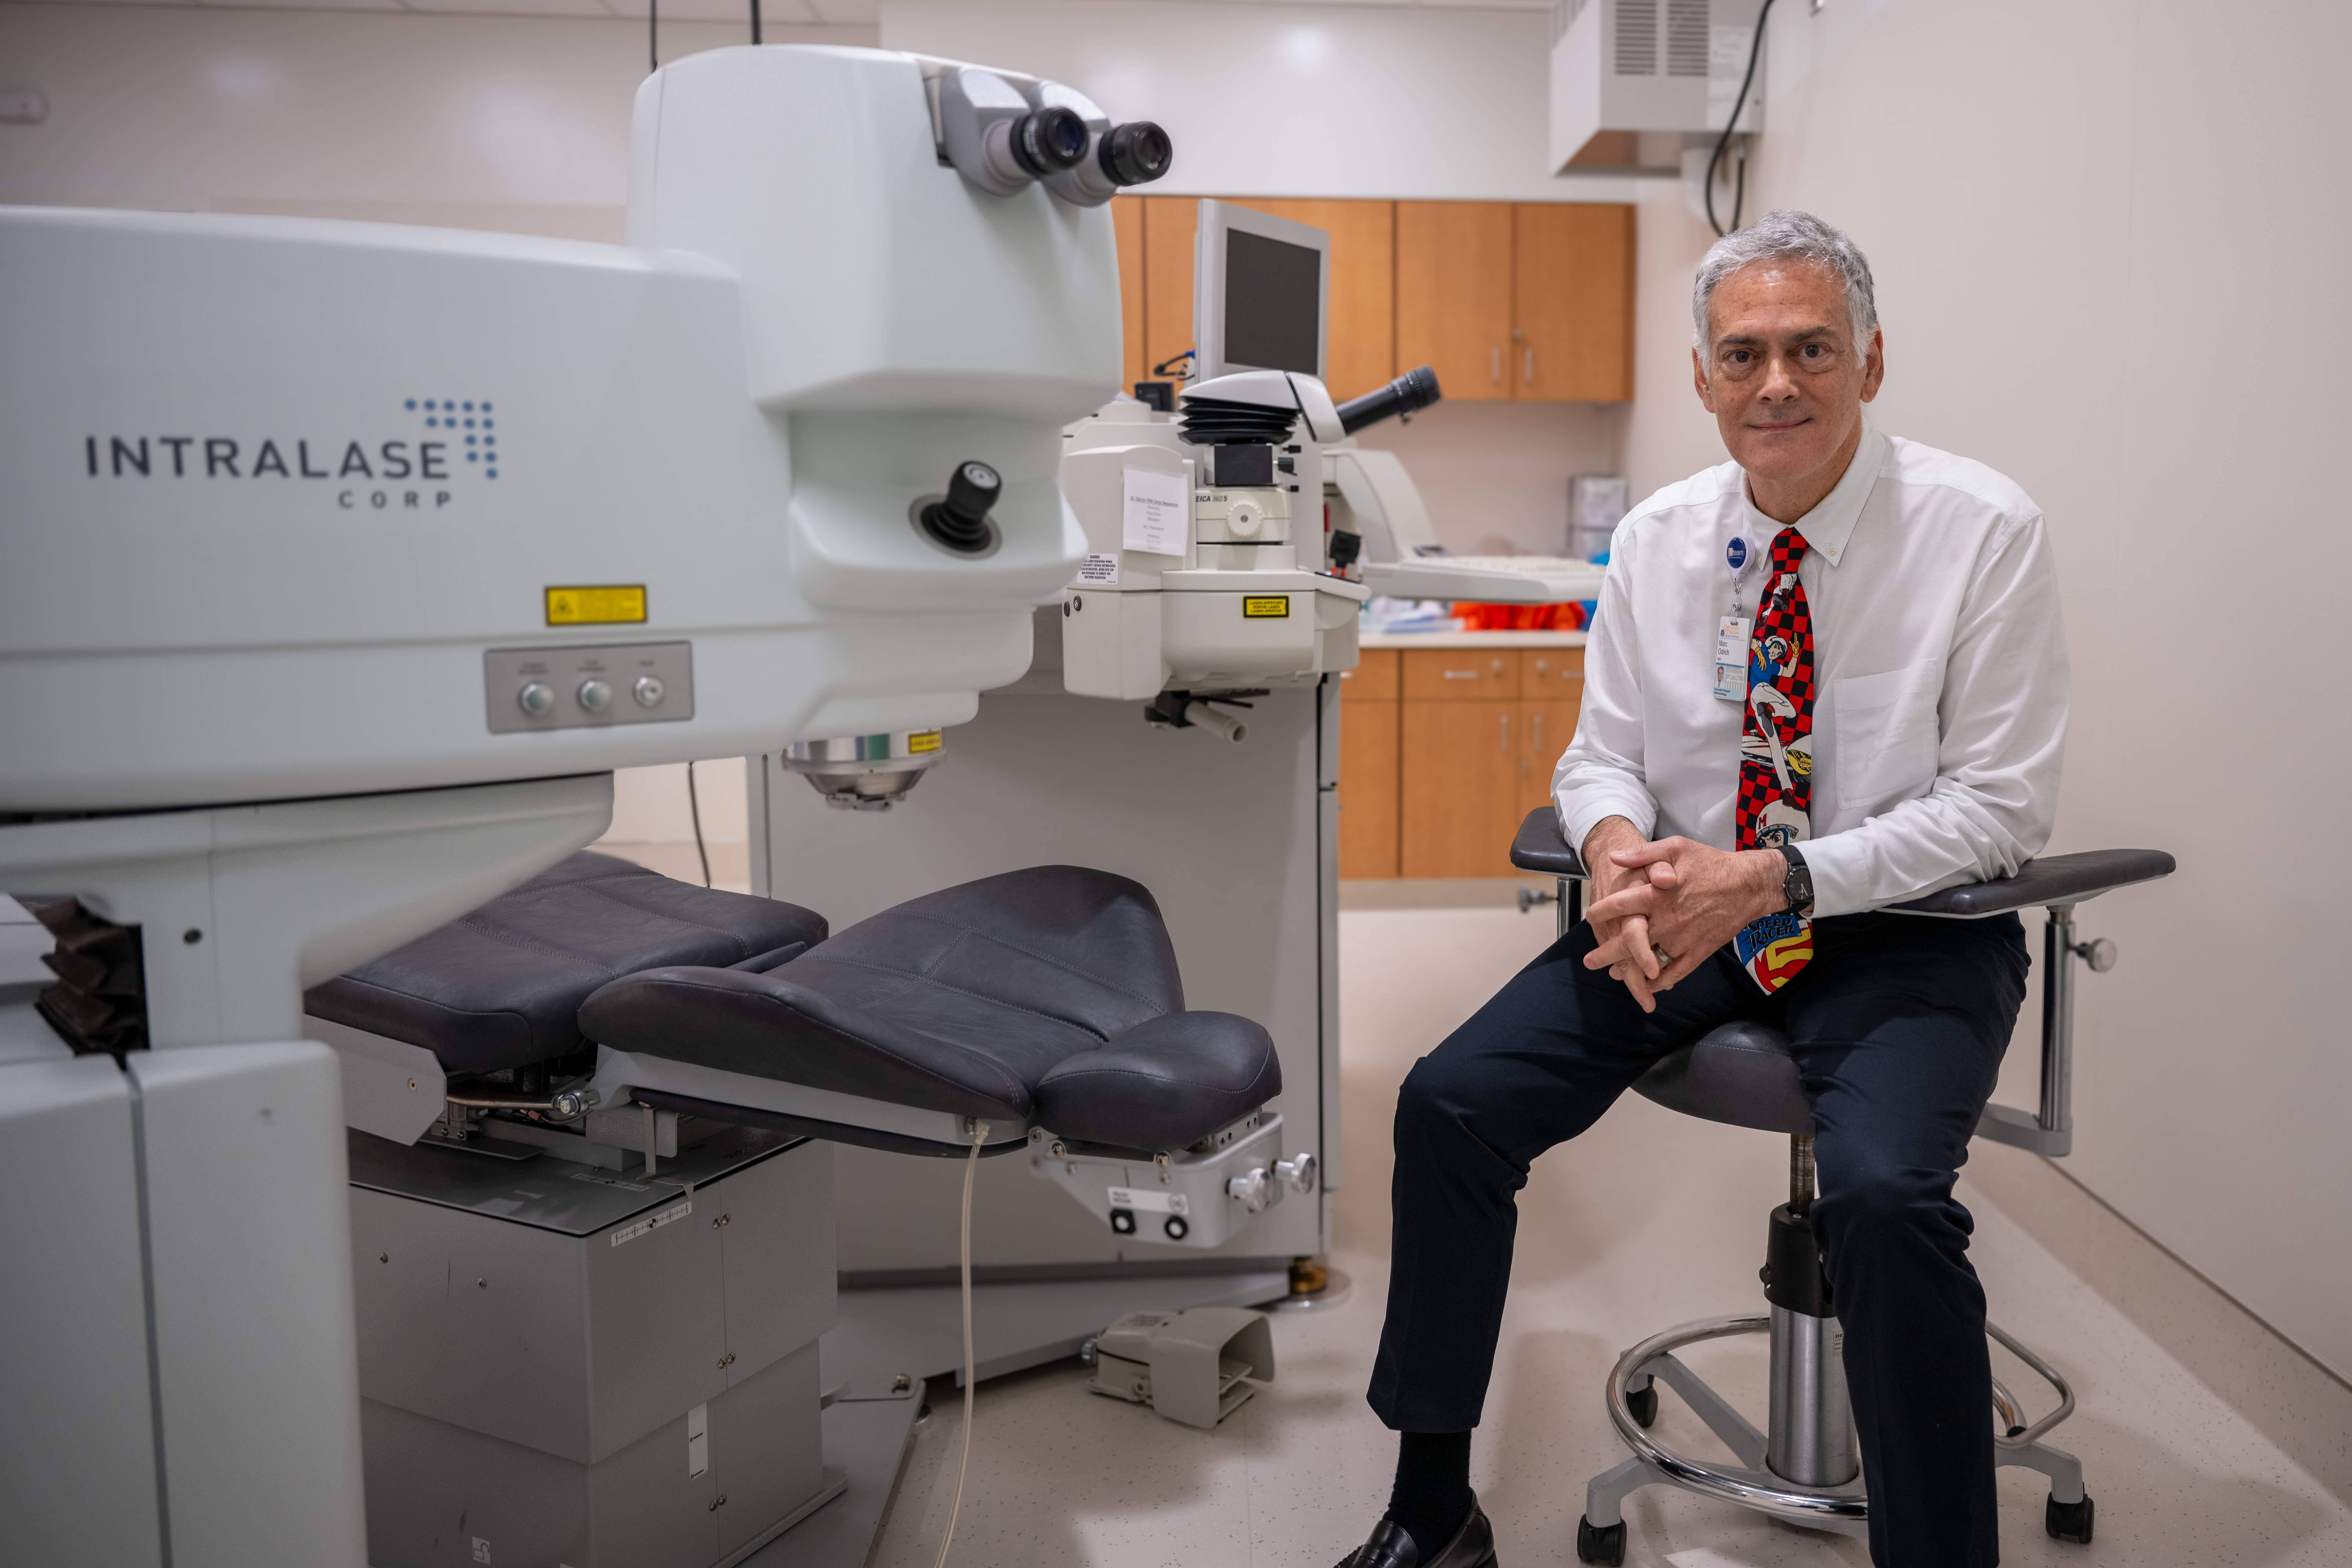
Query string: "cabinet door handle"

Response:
xmin=1524 ymin=347 xmax=1535 ymax=383
xmin=1442 ymin=669 xmax=1478 ymax=680
xmin=1534 ymin=713 xmax=1543 ymax=751
xmin=1499 ymin=713 xmax=1509 ymax=752
xmin=1490 ymin=347 xmax=1501 ymax=385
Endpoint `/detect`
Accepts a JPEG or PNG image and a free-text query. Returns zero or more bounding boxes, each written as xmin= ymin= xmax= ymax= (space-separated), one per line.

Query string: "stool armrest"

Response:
xmin=1888 ymin=849 xmax=2175 ymax=918
xmin=1510 ymin=807 xmax=1588 ymax=878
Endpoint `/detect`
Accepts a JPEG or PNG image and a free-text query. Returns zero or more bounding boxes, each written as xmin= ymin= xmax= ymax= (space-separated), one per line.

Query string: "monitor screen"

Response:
xmin=1222 ymin=229 xmax=1323 ymax=375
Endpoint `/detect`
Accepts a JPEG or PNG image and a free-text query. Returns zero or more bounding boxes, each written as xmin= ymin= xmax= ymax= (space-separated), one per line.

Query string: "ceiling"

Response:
xmin=10 ymin=0 xmax=1544 ymax=20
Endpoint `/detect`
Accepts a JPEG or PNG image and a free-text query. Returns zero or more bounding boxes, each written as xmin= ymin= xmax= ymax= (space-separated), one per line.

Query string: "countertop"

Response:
xmin=1360 ymin=630 xmax=1588 ymax=649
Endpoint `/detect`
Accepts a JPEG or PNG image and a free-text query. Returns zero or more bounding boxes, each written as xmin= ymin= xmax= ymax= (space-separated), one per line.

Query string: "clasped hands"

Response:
xmin=1578 ymin=816 xmax=1789 ymax=1013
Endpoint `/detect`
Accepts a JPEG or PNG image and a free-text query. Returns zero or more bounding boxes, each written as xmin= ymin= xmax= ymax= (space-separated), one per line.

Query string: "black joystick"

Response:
xmin=920 ymin=460 xmax=1002 ymax=553
xmin=1329 ymin=530 xmax=1363 ymax=571
xmin=1011 ymin=107 xmax=1090 ymax=177
xmin=1099 ymin=121 xmax=1173 ymax=187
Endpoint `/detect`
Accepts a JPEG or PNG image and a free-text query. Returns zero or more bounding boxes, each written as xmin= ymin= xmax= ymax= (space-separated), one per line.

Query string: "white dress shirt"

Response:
xmin=1554 ymin=425 xmax=2068 ymax=918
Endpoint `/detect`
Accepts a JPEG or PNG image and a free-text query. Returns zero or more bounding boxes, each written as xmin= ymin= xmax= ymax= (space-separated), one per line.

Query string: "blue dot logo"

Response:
xmin=1727 ymin=537 xmax=1750 ymax=572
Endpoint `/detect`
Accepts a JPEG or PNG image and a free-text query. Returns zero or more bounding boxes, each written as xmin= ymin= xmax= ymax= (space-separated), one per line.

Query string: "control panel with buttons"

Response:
xmin=483 ymin=642 xmax=695 ymax=734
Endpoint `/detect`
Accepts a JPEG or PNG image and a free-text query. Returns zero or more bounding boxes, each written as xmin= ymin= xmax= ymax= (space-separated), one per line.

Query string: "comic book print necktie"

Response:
xmin=1733 ymin=526 xmax=1816 ymax=992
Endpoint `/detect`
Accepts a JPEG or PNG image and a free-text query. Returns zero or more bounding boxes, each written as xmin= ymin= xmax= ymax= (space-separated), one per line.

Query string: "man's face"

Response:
xmin=1693 ymin=260 xmax=1884 ymax=489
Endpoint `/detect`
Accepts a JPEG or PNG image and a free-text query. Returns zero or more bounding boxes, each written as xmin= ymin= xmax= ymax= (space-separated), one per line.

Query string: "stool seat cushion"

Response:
xmin=1633 ymin=1020 xmax=1815 ymax=1136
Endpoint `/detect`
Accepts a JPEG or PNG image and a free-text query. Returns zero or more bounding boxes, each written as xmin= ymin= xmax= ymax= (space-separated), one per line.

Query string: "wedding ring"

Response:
xmin=1653 ymin=945 xmax=1673 ymax=967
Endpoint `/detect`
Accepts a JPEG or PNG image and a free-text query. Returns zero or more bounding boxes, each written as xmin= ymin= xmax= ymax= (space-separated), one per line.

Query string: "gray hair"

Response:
xmin=1691 ymin=209 xmax=1879 ymax=367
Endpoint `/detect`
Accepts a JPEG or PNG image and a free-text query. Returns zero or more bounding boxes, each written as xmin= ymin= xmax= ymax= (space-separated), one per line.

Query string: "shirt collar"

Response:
xmin=1741 ymin=422 xmax=1887 ymax=568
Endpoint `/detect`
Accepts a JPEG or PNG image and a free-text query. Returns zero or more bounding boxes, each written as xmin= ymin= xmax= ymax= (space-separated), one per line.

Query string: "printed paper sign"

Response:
xmin=1121 ymin=466 xmax=1188 ymax=557
xmin=1079 ymin=553 xmax=1120 ymax=585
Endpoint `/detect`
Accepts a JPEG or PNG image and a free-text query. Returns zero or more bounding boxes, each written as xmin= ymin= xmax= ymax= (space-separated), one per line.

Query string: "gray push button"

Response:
xmin=633 ymin=676 xmax=667 ymax=708
xmin=577 ymin=679 xmax=614 ymax=713
xmin=518 ymin=682 xmax=556 ymax=717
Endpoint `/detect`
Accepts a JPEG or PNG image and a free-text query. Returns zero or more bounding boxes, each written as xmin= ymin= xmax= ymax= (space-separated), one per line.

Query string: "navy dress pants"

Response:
xmin=1368 ymin=910 xmax=2030 ymax=1568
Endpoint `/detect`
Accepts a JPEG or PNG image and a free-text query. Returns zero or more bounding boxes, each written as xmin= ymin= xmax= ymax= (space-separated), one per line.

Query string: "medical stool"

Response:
xmin=1506 ymin=810 xmax=2174 ymax=1565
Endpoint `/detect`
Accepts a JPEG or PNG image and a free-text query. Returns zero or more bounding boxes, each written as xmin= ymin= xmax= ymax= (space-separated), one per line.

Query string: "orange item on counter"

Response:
xmin=1452 ymin=601 xmax=1587 ymax=632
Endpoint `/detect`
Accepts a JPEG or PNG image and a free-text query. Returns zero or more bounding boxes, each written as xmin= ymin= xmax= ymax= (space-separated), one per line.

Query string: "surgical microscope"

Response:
xmin=0 ymin=43 xmax=1267 ymax=1568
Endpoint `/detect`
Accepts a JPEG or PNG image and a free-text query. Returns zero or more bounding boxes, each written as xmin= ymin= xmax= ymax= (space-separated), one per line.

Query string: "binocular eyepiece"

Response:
xmin=1099 ymin=121 xmax=1173 ymax=188
xmin=937 ymin=66 xmax=1173 ymax=204
xmin=1009 ymin=106 xmax=1090 ymax=177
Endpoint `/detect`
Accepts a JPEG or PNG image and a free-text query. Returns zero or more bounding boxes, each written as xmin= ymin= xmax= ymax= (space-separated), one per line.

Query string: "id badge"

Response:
xmin=1713 ymin=616 xmax=1751 ymax=702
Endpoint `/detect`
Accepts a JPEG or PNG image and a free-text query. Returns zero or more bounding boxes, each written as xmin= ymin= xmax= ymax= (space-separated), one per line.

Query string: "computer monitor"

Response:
xmin=1191 ymin=199 xmax=1329 ymax=383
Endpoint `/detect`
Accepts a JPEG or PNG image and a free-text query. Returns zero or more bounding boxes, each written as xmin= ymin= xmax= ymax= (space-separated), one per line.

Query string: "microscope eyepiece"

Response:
xmin=1099 ymin=121 xmax=1174 ymax=187
xmin=920 ymin=459 xmax=1004 ymax=553
xmin=1012 ymin=107 xmax=1090 ymax=176
xmin=1335 ymin=365 xmax=1443 ymax=435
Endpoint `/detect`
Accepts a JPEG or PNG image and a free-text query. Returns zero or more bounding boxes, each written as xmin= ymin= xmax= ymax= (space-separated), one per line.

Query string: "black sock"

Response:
xmin=1385 ymin=1430 xmax=1472 ymax=1558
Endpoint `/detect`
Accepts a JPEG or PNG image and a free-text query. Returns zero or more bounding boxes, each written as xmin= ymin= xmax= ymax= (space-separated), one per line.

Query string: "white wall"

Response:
xmin=883 ymin=0 xmax=1638 ymax=205
xmin=0 ymin=3 xmax=871 ymax=222
xmin=1358 ymin=400 xmax=1626 ymax=556
xmin=1624 ymin=0 xmax=2352 ymax=1380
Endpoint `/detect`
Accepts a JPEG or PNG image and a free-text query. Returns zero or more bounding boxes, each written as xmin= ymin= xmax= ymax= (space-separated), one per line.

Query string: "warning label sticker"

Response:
xmin=610 ymin=1199 xmax=691 ymax=1247
xmin=1107 ymin=1186 xmax=1190 ymax=1215
xmin=1079 ymin=554 xmax=1120 ymax=585
xmin=1241 ymin=596 xmax=1291 ymax=618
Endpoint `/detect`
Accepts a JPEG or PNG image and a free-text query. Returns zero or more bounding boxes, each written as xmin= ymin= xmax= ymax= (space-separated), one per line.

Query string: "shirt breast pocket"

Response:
xmin=1833 ymin=660 xmax=1943 ymax=809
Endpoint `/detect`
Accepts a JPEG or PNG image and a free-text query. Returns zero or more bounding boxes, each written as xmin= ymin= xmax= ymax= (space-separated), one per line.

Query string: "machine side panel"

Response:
xmin=350 ymin=1185 xmax=596 ymax=1463
xmin=130 ymin=1042 xmax=369 ymax=1568
xmin=583 ymin=1178 xmax=731 ymax=1462
xmin=715 ymin=1140 xmax=838 ymax=1386
xmin=360 ymin=1397 xmax=592 ymax=1568
xmin=709 ymin=1343 xmax=827 ymax=1557
xmin=0 ymin=1056 xmax=166 ymax=1568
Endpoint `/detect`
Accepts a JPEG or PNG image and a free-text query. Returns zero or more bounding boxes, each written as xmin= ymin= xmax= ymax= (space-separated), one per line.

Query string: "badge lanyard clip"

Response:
xmin=1714 ymin=535 xmax=1755 ymax=704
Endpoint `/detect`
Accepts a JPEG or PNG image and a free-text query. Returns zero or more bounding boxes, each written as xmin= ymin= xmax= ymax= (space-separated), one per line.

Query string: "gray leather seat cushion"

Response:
xmin=1632 ymin=1020 xmax=1815 ymax=1136
xmin=579 ymin=865 xmax=1281 ymax=1151
xmin=305 ymin=852 xmax=827 ymax=1076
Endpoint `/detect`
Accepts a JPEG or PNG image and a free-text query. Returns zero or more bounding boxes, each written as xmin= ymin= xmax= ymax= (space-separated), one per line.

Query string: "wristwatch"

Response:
xmin=1776 ymin=844 xmax=1815 ymax=916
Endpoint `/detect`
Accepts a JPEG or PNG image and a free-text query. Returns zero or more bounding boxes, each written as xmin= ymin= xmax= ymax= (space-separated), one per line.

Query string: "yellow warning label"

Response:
xmin=908 ymin=730 xmax=943 ymax=754
xmin=1242 ymin=596 xmax=1291 ymax=619
xmin=545 ymin=585 xmax=647 ymax=626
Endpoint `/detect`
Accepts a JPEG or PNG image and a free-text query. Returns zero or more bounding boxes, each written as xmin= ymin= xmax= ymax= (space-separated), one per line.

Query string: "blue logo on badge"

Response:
xmin=1727 ymin=537 xmax=1749 ymax=571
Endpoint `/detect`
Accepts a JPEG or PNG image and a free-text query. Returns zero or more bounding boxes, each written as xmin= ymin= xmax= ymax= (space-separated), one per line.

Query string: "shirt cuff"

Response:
xmin=1556 ymin=783 xmax=1658 ymax=869
xmin=1796 ymin=832 xmax=1874 ymax=919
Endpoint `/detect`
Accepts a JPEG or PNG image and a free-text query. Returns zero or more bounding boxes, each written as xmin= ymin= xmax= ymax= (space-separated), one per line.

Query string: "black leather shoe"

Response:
xmin=1333 ymin=1495 xmax=1497 ymax=1568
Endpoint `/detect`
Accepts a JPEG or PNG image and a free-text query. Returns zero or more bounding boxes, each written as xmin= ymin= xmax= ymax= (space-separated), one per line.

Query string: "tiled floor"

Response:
xmin=869 ymin=905 xmax=2352 ymax=1567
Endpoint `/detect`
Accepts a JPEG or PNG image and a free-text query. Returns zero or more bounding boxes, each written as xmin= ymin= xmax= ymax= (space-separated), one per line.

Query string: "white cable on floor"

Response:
xmin=934 ymin=1116 xmax=990 ymax=1568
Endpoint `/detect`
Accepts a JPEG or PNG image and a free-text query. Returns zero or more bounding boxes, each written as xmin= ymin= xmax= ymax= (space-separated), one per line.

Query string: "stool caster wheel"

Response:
xmin=2046 ymin=1492 xmax=2095 ymax=1544
xmin=1625 ymin=1384 xmax=1658 ymax=1428
xmin=1575 ymin=1516 xmax=1626 ymax=1566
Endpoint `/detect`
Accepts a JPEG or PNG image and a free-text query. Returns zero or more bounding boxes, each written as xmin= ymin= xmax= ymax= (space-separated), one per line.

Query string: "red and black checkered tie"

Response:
xmin=1732 ymin=526 xmax=1816 ymax=991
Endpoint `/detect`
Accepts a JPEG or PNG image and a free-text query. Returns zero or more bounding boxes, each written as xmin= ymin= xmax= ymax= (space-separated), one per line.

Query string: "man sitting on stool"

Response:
xmin=1336 ymin=210 xmax=2068 ymax=1568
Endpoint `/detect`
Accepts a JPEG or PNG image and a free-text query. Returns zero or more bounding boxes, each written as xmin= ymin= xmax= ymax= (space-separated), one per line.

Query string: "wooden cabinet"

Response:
xmin=1395 ymin=201 xmax=1516 ymax=402
xmin=1112 ymin=196 xmax=1148 ymax=393
xmin=1331 ymin=645 xmax=1584 ymax=880
xmin=1518 ymin=649 xmax=1586 ymax=821
xmin=1513 ymin=205 xmax=1635 ymax=402
xmin=1399 ymin=649 xmax=1521 ymax=877
xmin=1140 ymin=195 xmax=1197 ymax=385
xmin=1118 ymin=197 xmax=1633 ymax=406
xmin=1337 ymin=650 xmax=1400 ymax=880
